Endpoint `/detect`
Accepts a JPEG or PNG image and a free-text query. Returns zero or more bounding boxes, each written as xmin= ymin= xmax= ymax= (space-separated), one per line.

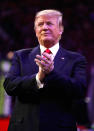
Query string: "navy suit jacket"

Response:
xmin=4 ymin=45 xmax=87 ymax=131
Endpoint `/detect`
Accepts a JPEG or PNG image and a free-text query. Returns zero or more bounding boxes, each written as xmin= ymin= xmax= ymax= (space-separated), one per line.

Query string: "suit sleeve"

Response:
xmin=43 ymin=55 xmax=87 ymax=99
xmin=3 ymin=52 xmax=39 ymax=96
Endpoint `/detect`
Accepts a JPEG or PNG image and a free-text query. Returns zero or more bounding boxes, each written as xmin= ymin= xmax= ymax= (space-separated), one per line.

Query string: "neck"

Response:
xmin=40 ymin=41 xmax=58 ymax=48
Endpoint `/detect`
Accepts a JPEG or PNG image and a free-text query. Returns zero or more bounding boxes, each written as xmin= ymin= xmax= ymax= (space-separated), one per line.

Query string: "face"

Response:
xmin=35 ymin=15 xmax=63 ymax=48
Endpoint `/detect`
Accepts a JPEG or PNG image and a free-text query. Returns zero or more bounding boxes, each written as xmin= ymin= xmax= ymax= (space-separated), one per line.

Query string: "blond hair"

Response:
xmin=34 ymin=9 xmax=63 ymax=28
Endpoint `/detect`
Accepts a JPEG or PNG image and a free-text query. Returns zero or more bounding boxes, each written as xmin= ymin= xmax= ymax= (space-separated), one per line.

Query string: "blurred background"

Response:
xmin=0 ymin=0 xmax=94 ymax=130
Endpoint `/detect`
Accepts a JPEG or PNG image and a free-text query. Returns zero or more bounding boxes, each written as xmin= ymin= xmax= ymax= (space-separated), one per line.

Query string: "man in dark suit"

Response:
xmin=3 ymin=9 xmax=87 ymax=131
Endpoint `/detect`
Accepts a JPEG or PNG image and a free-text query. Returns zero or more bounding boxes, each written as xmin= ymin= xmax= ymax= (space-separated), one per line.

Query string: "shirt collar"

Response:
xmin=40 ymin=43 xmax=59 ymax=57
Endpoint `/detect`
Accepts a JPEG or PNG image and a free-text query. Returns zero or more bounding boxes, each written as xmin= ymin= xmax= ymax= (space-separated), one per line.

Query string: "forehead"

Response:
xmin=35 ymin=14 xmax=58 ymax=23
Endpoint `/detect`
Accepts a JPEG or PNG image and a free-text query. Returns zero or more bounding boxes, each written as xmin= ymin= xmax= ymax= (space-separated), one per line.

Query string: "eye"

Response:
xmin=47 ymin=22 xmax=53 ymax=26
xmin=37 ymin=22 xmax=43 ymax=27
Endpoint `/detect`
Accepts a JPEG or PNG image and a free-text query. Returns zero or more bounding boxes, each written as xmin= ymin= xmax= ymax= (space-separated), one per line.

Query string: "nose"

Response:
xmin=42 ymin=23 xmax=48 ymax=30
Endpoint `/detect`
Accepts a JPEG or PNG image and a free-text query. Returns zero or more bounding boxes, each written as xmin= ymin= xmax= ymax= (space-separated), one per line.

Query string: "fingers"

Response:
xmin=35 ymin=58 xmax=47 ymax=68
xmin=42 ymin=52 xmax=52 ymax=61
xmin=36 ymin=55 xmax=48 ymax=64
xmin=34 ymin=54 xmax=54 ymax=74
xmin=36 ymin=54 xmax=53 ymax=65
xmin=36 ymin=53 xmax=52 ymax=64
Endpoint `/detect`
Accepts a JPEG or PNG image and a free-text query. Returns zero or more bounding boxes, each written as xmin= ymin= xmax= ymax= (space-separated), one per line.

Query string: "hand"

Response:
xmin=35 ymin=52 xmax=54 ymax=74
xmin=34 ymin=52 xmax=54 ymax=81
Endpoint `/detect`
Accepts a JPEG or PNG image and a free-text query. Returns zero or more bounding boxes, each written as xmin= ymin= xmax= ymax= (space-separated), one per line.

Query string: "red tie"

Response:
xmin=44 ymin=49 xmax=52 ymax=54
xmin=42 ymin=49 xmax=52 ymax=58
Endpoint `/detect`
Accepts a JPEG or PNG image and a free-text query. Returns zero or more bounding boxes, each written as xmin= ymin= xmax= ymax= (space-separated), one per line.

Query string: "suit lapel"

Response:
xmin=29 ymin=45 xmax=40 ymax=74
xmin=54 ymin=46 xmax=67 ymax=73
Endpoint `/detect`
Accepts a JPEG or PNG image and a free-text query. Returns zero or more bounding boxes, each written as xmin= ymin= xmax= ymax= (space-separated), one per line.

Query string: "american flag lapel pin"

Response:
xmin=61 ymin=57 xmax=64 ymax=60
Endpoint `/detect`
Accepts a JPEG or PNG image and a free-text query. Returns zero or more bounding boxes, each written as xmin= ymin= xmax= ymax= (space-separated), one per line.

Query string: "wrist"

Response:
xmin=38 ymin=71 xmax=45 ymax=82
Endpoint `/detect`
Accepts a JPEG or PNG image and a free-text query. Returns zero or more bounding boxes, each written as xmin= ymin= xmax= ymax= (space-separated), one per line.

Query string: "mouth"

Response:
xmin=42 ymin=33 xmax=51 ymax=36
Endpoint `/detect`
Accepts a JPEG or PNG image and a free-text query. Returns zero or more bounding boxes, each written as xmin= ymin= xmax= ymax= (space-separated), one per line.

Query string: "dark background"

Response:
xmin=0 ymin=0 xmax=94 ymax=82
xmin=0 ymin=0 xmax=94 ymax=92
xmin=0 ymin=0 xmax=94 ymax=128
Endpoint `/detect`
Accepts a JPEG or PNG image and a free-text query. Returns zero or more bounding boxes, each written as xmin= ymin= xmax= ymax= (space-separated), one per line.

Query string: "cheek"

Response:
xmin=54 ymin=28 xmax=62 ymax=35
xmin=52 ymin=29 xmax=59 ymax=36
xmin=35 ymin=29 xmax=40 ymax=37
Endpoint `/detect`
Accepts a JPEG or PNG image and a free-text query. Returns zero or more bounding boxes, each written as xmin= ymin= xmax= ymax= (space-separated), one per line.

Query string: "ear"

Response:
xmin=59 ymin=26 xmax=64 ymax=35
xmin=34 ymin=27 xmax=38 ymax=37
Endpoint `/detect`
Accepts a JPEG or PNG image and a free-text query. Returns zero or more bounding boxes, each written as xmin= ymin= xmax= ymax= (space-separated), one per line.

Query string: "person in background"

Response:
xmin=3 ymin=9 xmax=87 ymax=131
xmin=0 ymin=53 xmax=12 ymax=116
xmin=87 ymin=65 xmax=94 ymax=130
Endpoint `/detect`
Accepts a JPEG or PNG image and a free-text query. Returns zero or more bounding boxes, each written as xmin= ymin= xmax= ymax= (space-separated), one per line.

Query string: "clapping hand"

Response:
xmin=35 ymin=52 xmax=54 ymax=81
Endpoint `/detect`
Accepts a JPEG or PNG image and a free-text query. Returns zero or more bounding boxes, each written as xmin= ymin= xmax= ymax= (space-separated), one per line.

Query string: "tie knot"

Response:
xmin=44 ymin=49 xmax=52 ymax=54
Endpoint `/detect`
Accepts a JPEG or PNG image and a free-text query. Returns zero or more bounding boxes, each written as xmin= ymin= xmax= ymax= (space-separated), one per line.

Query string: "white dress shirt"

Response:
xmin=36 ymin=43 xmax=59 ymax=88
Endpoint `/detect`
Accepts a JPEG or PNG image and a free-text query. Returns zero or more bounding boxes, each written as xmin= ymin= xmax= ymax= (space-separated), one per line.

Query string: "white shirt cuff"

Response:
xmin=36 ymin=74 xmax=44 ymax=89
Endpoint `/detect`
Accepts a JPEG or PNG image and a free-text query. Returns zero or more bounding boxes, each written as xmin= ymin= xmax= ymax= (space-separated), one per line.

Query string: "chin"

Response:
xmin=43 ymin=40 xmax=55 ymax=48
xmin=42 ymin=38 xmax=53 ymax=42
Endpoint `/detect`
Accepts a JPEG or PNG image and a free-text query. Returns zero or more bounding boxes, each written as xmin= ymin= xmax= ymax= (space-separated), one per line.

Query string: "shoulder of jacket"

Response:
xmin=61 ymin=47 xmax=86 ymax=60
xmin=15 ymin=48 xmax=33 ymax=54
xmin=13 ymin=48 xmax=35 ymax=59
